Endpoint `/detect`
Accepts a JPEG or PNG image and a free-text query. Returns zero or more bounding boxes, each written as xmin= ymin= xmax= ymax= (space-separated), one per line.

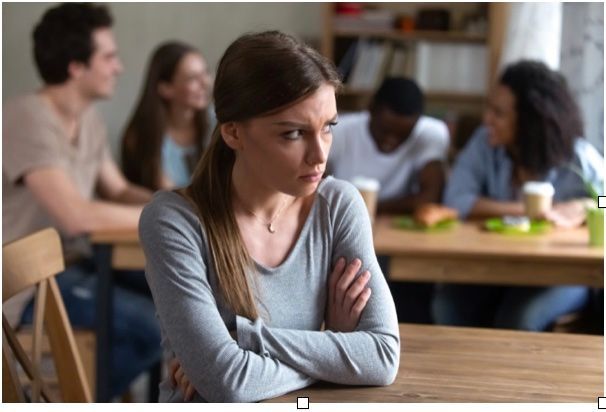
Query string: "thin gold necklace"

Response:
xmin=237 ymin=196 xmax=292 ymax=234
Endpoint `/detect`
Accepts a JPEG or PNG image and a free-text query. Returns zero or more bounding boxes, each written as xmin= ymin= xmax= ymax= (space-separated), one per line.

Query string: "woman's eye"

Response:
xmin=283 ymin=130 xmax=303 ymax=140
xmin=323 ymin=121 xmax=338 ymax=134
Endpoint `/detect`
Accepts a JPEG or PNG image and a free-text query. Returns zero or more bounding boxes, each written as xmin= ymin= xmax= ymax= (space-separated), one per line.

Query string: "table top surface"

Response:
xmin=90 ymin=217 xmax=603 ymax=263
xmin=373 ymin=217 xmax=603 ymax=263
xmin=268 ymin=323 xmax=603 ymax=403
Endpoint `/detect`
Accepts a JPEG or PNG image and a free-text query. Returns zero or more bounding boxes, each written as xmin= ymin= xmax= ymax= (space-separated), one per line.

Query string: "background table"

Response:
xmin=268 ymin=323 xmax=603 ymax=403
xmin=373 ymin=217 xmax=603 ymax=287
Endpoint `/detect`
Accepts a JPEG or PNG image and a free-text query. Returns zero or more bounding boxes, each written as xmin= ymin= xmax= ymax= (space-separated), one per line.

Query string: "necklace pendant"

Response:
xmin=268 ymin=223 xmax=276 ymax=233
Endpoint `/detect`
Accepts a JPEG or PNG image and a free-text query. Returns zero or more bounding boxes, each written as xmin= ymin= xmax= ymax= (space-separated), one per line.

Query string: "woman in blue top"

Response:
xmin=121 ymin=41 xmax=214 ymax=190
xmin=435 ymin=60 xmax=604 ymax=331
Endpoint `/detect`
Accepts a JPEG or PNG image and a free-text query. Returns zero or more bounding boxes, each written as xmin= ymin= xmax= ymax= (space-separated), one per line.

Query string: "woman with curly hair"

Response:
xmin=434 ymin=60 xmax=604 ymax=331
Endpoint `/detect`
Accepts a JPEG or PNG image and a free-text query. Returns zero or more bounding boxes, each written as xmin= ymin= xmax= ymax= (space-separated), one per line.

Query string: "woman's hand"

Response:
xmin=169 ymin=358 xmax=196 ymax=401
xmin=545 ymin=199 xmax=591 ymax=228
xmin=325 ymin=257 xmax=372 ymax=332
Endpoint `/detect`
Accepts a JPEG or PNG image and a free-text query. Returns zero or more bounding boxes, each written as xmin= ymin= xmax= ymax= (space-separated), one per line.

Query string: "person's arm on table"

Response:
xmin=24 ymin=167 xmax=143 ymax=236
xmin=378 ymin=160 xmax=446 ymax=214
xmin=96 ymin=155 xmax=152 ymax=204
xmin=444 ymin=130 xmax=522 ymax=219
xmin=468 ymin=198 xmax=524 ymax=218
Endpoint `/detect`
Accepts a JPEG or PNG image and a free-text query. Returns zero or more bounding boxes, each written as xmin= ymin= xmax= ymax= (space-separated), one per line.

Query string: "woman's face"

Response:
xmin=483 ymin=84 xmax=517 ymax=147
xmin=229 ymin=83 xmax=338 ymax=198
xmin=160 ymin=52 xmax=212 ymax=110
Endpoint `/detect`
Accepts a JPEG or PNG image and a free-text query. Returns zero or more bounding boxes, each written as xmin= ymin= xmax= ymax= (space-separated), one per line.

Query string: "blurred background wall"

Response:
xmin=2 ymin=2 xmax=323 ymax=156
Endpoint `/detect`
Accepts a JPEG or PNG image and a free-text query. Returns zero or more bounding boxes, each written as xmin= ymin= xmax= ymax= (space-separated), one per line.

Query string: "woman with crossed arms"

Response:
xmin=139 ymin=31 xmax=400 ymax=402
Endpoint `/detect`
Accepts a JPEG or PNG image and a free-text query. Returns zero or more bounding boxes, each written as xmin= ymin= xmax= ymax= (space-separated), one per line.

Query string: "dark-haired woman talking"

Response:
xmin=434 ymin=60 xmax=604 ymax=331
xmin=138 ymin=31 xmax=399 ymax=402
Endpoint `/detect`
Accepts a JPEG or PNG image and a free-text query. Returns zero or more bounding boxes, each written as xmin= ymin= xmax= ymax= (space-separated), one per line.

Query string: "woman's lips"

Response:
xmin=299 ymin=172 xmax=322 ymax=183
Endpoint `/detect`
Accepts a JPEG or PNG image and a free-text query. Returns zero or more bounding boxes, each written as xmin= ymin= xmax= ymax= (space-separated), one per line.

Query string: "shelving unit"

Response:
xmin=321 ymin=3 xmax=510 ymax=116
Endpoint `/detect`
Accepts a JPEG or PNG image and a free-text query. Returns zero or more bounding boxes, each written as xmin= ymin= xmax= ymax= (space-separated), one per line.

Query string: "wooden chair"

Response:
xmin=3 ymin=228 xmax=91 ymax=402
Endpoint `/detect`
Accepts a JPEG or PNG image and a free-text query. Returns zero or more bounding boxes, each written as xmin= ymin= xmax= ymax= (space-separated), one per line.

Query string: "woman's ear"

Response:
xmin=157 ymin=82 xmax=173 ymax=100
xmin=221 ymin=122 xmax=243 ymax=150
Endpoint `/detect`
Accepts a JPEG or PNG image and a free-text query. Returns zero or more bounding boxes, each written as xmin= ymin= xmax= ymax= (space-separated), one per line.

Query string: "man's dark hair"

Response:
xmin=500 ymin=60 xmax=584 ymax=175
xmin=371 ymin=77 xmax=424 ymax=116
xmin=33 ymin=3 xmax=113 ymax=84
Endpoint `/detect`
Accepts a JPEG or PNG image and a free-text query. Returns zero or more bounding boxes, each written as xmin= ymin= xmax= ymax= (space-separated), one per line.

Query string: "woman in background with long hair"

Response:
xmin=121 ymin=41 xmax=212 ymax=190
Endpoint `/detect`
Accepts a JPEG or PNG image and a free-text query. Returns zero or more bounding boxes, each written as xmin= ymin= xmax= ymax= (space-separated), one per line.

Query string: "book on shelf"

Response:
xmin=338 ymin=39 xmax=487 ymax=96
xmin=415 ymin=41 xmax=487 ymax=94
xmin=347 ymin=40 xmax=393 ymax=91
xmin=387 ymin=45 xmax=416 ymax=78
xmin=337 ymin=40 xmax=359 ymax=83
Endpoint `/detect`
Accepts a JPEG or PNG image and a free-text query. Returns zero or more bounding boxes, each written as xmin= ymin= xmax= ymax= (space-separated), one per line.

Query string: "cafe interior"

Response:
xmin=2 ymin=2 xmax=604 ymax=406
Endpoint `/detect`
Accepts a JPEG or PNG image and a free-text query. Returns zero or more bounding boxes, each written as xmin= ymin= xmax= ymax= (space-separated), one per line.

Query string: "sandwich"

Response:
xmin=414 ymin=204 xmax=459 ymax=228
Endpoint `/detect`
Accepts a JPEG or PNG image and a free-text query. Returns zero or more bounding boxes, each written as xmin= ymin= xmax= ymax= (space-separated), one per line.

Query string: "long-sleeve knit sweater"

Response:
xmin=139 ymin=176 xmax=400 ymax=402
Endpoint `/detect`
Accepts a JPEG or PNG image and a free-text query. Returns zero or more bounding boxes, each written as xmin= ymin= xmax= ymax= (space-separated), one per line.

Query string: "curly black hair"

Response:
xmin=500 ymin=60 xmax=584 ymax=176
xmin=33 ymin=3 xmax=113 ymax=85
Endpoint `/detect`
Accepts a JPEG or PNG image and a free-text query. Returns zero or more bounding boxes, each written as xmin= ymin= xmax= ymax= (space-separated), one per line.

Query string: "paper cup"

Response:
xmin=351 ymin=176 xmax=380 ymax=225
xmin=522 ymin=182 xmax=555 ymax=220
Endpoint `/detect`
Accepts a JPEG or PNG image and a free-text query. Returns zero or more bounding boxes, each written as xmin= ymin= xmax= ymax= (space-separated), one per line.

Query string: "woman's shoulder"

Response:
xmin=139 ymin=190 xmax=201 ymax=240
xmin=317 ymin=176 xmax=362 ymax=210
xmin=455 ymin=126 xmax=495 ymax=160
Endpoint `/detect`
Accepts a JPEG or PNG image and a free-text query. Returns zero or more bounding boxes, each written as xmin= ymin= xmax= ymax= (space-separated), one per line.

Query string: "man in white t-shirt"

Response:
xmin=328 ymin=77 xmax=449 ymax=324
xmin=328 ymin=77 xmax=449 ymax=214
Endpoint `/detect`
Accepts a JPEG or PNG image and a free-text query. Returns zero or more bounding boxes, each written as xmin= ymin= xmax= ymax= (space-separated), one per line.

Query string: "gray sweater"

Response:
xmin=139 ymin=176 xmax=400 ymax=402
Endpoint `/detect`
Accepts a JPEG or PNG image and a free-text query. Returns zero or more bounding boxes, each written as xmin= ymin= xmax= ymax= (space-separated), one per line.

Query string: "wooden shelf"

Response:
xmin=339 ymin=87 xmax=485 ymax=103
xmin=322 ymin=3 xmax=510 ymax=113
xmin=333 ymin=28 xmax=487 ymax=44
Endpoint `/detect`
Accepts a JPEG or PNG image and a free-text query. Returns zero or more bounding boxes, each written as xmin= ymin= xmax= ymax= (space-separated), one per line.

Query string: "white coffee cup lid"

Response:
xmin=523 ymin=181 xmax=555 ymax=196
xmin=351 ymin=176 xmax=380 ymax=192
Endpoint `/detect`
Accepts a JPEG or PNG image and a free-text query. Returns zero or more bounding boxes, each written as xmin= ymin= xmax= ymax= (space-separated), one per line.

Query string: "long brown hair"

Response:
xmin=121 ymin=41 xmax=209 ymax=190
xmin=185 ymin=31 xmax=341 ymax=319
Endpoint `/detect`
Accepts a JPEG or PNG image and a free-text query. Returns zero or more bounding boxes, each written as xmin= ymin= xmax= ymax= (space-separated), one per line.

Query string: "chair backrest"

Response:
xmin=2 ymin=228 xmax=91 ymax=402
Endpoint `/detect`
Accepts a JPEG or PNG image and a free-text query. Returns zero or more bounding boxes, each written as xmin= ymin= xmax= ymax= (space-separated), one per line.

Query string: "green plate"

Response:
xmin=484 ymin=218 xmax=551 ymax=235
xmin=393 ymin=216 xmax=458 ymax=232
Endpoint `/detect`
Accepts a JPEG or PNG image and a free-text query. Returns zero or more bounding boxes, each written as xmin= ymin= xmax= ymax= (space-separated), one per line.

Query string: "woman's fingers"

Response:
xmin=169 ymin=359 xmax=180 ymax=388
xmin=179 ymin=372 xmax=190 ymax=397
xmin=343 ymin=270 xmax=371 ymax=311
xmin=172 ymin=362 xmax=197 ymax=401
xmin=350 ymin=287 xmax=372 ymax=319
xmin=184 ymin=382 xmax=196 ymax=401
xmin=174 ymin=364 xmax=185 ymax=386
xmin=335 ymin=259 xmax=362 ymax=307
xmin=328 ymin=257 xmax=346 ymax=303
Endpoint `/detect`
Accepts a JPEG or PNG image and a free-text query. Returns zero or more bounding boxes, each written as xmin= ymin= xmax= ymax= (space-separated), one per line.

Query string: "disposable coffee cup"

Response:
xmin=351 ymin=176 xmax=380 ymax=225
xmin=522 ymin=181 xmax=555 ymax=220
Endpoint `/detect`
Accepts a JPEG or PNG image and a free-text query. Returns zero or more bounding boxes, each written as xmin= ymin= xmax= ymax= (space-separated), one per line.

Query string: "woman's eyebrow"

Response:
xmin=272 ymin=115 xmax=338 ymax=128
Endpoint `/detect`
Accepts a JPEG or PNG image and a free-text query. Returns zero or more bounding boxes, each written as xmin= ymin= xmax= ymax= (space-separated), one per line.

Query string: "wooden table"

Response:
xmin=268 ymin=323 xmax=603 ymax=403
xmin=89 ymin=221 xmax=603 ymax=400
xmin=373 ymin=217 xmax=604 ymax=287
